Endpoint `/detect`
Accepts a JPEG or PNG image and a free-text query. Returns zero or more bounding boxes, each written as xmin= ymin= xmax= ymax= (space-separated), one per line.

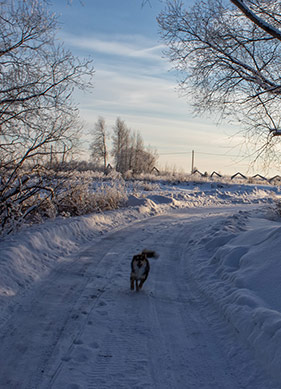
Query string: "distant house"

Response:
xmin=151 ymin=166 xmax=160 ymax=175
xmin=252 ymin=174 xmax=268 ymax=182
xmin=104 ymin=163 xmax=113 ymax=175
xmin=210 ymin=171 xmax=222 ymax=178
xmin=231 ymin=172 xmax=247 ymax=180
xmin=269 ymin=175 xmax=281 ymax=184
xmin=192 ymin=169 xmax=204 ymax=177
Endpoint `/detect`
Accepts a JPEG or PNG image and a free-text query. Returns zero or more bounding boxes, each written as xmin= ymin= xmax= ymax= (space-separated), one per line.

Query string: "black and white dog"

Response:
xmin=130 ymin=250 xmax=159 ymax=292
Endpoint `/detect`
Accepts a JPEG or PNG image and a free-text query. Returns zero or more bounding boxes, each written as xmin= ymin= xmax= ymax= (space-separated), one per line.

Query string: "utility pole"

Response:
xmin=50 ymin=145 xmax=53 ymax=166
xmin=62 ymin=144 xmax=66 ymax=164
xmin=191 ymin=150 xmax=194 ymax=173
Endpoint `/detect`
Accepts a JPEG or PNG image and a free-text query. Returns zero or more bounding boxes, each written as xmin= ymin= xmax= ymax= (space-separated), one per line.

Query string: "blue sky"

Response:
xmin=49 ymin=0 xmax=270 ymax=175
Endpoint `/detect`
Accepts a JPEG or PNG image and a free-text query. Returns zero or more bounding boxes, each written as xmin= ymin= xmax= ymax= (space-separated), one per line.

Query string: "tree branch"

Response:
xmin=230 ymin=0 xmax=281 ymax=41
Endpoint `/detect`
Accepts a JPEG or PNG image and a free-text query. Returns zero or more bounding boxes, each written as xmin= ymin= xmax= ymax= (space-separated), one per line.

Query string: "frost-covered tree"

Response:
xmin=111 ymin=118 xmax=157 ymax=174
xmin=134 ymin=132 xmax=145 ymax=174
xmin=0 ymin=0 xmax=93 ymax=169
xmin=111 ymin=117 xmax=131 ymax=174
xmin=158 ymin=0 xmax=281 ymax=161
xmin=90 ymin=117 xmax=108 ymax=170
xmin=132 ymin=132 xmax=157 ymax=174
xmin=0 ymin=0 xmax=94 ymax=232
xmin=112 ymin=118 xmax=130 ymax=173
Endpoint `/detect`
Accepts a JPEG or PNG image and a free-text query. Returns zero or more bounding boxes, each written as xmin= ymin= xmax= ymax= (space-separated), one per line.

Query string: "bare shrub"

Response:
xmin=133 ymin=181 xmax=161 ymax=192
xmin=0 ymin=167 xmax=57 ymax=233
xmin=0 ymin=168 xmax=128 ymax=235
xmin=55 ymin=180 xmax=128 ymax=216
xmin=92 ymin=183 xmax=128 ymax=211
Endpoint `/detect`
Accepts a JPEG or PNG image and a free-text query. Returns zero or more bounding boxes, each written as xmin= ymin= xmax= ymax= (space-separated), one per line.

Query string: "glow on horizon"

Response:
xmin=50 ymin=0 xmax=280 ymax=176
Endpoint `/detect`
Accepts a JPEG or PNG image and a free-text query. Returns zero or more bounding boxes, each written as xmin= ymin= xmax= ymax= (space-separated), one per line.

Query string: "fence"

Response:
xmin=192 ymin=169 xmax=281 ymax=184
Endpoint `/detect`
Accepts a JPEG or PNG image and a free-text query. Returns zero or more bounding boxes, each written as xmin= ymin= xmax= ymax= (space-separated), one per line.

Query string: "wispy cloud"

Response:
xmin=62 ymin=33 xmax=165 ymax=62
xmin=65 ymin=33 xmax=245 ymax=174
xmin=78 ymin=67 xmax=239 ymax=152
xmin=78 ymin=66 xmax=185 ymax=121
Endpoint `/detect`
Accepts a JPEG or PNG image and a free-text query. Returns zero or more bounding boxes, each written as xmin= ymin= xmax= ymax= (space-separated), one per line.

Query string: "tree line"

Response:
xmin=90 ymin=117 xmax=158 ymax=175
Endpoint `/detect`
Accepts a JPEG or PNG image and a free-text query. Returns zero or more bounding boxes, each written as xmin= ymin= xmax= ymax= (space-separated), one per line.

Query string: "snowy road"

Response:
xmin=0 ymin=206 xmax=279 ymax=388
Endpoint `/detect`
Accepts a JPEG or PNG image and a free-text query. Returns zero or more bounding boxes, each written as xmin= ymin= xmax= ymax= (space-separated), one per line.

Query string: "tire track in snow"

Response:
xmin=44 ymin=208 xmax=278 ymax=388
xmin=0 ymin=234 xmax=122 ymax=389
xmin=0 ymin=207 xmax=278 ymax=388
xmin=145 ymin=220 xmax=239 ymax=388
xmin=148 ymin=215 xmax=279 ymax=388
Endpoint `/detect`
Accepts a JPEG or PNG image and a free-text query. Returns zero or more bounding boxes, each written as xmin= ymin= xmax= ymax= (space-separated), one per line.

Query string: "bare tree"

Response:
xmin=133 ymin=132 xmax=144 ymax=174
xmin=141 ymin=148 xmax=158 ymax=173
xmin=133 ymin=132 xmax=157 ymax=174
xmin=90 ymin=117 xmax=108 ymax=171
xmin=0 ymin=0 xmax=93 ymax=166
xmin=111 ymin=117 xmax=130 ymax=174
xmin=158 ymin=0 xmax=281 ymax=161
xmin=111 ymin=118 xmax=158 ymax=174
xmin=0 ymin=0 xmax=94 ymax=233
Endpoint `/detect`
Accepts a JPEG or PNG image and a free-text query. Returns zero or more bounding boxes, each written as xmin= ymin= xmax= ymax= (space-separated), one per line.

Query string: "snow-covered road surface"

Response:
xmin=0 ymin=206 xmax=279 ymax=388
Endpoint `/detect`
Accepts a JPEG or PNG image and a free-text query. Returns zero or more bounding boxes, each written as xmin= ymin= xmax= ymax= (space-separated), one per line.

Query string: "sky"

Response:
xmin=49 ymin=0 xmax=277 ymax=176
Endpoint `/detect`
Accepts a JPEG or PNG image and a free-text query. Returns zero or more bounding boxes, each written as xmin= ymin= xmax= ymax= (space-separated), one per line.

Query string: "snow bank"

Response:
xmin=189 ymin=208 xmax=281 ymax=382
xmin=0 ymin=183 xmax=276 ymax=302
xmin=0 ymin=179 xmax=280 ymax=380
xmin=0 ymin=189 xmax=189 ymax=325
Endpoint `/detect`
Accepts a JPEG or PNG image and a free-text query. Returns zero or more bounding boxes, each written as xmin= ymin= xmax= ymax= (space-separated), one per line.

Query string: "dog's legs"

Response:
xmin=135 ymin=280 xmax=140 ymax=292
xmin=130 ymin=276 xmax=135 ymax=291
xmin=139 ymin=279 xmax=145 ymax=289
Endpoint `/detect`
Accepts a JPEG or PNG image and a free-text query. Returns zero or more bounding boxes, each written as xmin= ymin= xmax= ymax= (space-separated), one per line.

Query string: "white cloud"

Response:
xmin=62 ymin=32 xmax=166 ymax=62
xmin=76 ymin=64 xmax=185 ymax=117
xmin=63 ymin=32 xmax=257 ymax=174
xmin=75 ymin=60 xmax=246 ymax=175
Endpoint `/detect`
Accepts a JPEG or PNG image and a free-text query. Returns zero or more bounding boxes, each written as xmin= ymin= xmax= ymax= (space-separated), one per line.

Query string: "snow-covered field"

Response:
xmin=1 ymin=180 xmax=281 ymax=388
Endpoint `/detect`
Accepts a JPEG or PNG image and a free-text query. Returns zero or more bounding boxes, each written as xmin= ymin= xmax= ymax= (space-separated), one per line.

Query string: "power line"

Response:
xmin=159 ymin=150 xmax=243 ymax=158
xmin=196 ymin=151 xmax=242 ymax=158
xmin=159 ymin=152 xmax=188 ymax=155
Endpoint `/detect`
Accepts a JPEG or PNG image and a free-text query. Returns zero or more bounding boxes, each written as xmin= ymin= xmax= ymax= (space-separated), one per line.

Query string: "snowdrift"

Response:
xmin=1 ymin=180 xmax=281 ymax=382
xmin=189 ymin=209 xmax=281 ymax=382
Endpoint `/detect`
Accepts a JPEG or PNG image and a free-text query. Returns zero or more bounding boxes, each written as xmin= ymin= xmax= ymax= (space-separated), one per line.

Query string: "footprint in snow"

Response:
xmin=73 ymin=349 xmax=90 ymax=363
xmin=90 ymin=341 xmax=99 ymax=349
xmin=73 ymin=339 xmax=83 ymax=345
xmin=68 ymin=385 xmax=80 ymax=389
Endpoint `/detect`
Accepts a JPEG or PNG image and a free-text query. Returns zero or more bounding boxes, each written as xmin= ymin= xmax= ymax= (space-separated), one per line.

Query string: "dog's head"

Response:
xmin=133 ymin=253 xmax=147 ymax=268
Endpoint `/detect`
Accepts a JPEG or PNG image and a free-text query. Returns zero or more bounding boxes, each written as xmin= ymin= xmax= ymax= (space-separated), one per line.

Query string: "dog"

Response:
xmin=130 ymin=249 xmax=159 ymax=292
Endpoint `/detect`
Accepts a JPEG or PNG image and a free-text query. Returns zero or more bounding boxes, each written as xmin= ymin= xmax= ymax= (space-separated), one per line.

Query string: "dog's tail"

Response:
xmin=142 ymin=249 xmax=159 ymax=259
